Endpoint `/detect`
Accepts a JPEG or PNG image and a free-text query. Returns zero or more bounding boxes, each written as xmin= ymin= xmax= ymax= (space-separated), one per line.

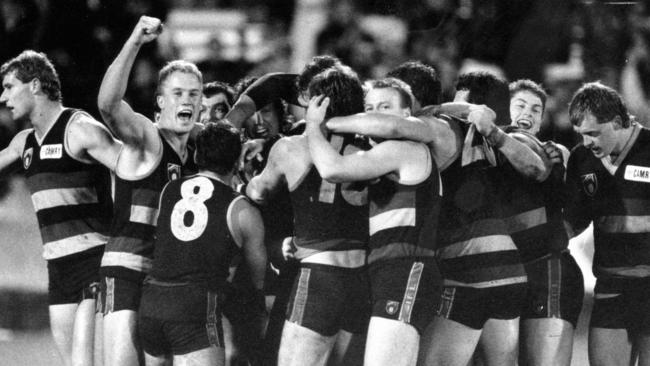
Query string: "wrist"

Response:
xmin=485 ymin=127 xmax=506 ymax=148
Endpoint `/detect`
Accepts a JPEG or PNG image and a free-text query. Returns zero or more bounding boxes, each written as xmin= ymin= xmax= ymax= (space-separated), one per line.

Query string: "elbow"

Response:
xmin=97 ymin=98 xmax=119 ymax=119
xmin=319 ymin=169 xmax=346 ymax=183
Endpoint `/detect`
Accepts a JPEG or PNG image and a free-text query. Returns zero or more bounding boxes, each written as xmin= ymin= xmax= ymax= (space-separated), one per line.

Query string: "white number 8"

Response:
xmin=171 ymin=176 xmax=214 ymax=241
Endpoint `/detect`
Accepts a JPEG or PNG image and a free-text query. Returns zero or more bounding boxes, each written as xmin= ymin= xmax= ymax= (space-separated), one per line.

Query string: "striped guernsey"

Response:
xmin=22 ymin=108 xmax=112 ymax=260
xmin=100 ymin=131 xmax=197 ymax=282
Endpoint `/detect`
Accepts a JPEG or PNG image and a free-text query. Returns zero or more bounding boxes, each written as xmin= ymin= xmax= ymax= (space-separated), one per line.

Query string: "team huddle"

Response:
xmin=1 ymin=14 xmax=649 ymax=366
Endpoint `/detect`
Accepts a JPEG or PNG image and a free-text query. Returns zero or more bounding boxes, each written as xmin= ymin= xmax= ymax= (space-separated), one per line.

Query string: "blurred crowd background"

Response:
xmin=2 ymin=0 xmax=650 ymax=152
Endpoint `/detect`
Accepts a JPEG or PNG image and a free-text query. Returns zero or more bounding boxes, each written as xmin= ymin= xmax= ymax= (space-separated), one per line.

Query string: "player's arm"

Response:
xmin=245 ymin=138 xmax=288 ymax=204
xmin=225 ymin=73 xmax=300 ymax=129
xmin=305 ymin=96 xmax=401 ymax=182
xmin=563 ymin=151 xmax=592 ymax=238
xmin=97 ymin=15 xmax=162 ymax=151
xmin=66 ymin=114 xmax=123 ymax=171
xmin=325 ymin=111 xmax=458 ymax=170
xmin=469 ymin=105 xmax=549 ymax=181
xmin=228 ymin=197 xmax=267 ymax=291
xmin=0 ymin=129 xmax=30 ymax=177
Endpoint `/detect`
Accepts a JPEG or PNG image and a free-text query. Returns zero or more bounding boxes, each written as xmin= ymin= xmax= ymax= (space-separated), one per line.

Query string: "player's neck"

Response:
xmin=31 ymin=101 xmax=63 ymax=138
xmin=158 ymin=127 xmax=189 ymax=162
xmin=610 ymin=125 xmax=636 ymax=159
xmin=198 ymin=170 xmax=232 ymax=186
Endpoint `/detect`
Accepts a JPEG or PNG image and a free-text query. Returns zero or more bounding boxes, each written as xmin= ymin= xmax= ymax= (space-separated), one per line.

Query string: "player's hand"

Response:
xmin=468 ymin=104 xmax=497 ymax=136
xmin=130 ymin=16 xmax=163 ymax=45
xmin=239 ymin=138 xmax=265 ymax=170
xmin=305 ymin=95 xmax=330 ymax=127
xmin=543 ymin=141 xmax=563 ymax=166
xmin=281 ymin=236 xmax=297 ymax=261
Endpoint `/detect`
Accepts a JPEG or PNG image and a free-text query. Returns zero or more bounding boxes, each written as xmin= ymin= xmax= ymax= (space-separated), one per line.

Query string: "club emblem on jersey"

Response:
xmin=581 ymin=173 xmax=598 ymax=196
xmin=22 ymin=148 xmax=33 ymax=169
xmin=167 ymin=163 xmax=181 ymax=181
xmin=385 ymin=300 xmax=400 ymax=316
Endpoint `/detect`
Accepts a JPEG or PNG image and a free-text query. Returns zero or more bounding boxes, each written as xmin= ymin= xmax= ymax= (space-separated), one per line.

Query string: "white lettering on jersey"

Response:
xmin=624 ymin=165 xmax=650 ymax=183
xmin=40 ymin=144 xmax=63 ymax=159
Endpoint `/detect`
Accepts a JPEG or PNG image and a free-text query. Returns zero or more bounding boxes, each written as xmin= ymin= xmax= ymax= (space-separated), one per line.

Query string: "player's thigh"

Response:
xmin=479 ymin=317 xmax=519 ymax=366
xmin=71 ymin=298 xmax=97 ymax=366
xmin=521 ymin=317 xmax=574 ymax=366
xmin=589 ymin=327 xmax=632 ymax=366
xmin=328 ymin=329 xmax=365 ymax=366
xmin=365 ymin=317 xmax=419 ymax=366
xmin=417 ymin=316 xmax=481 ymax=366
xmin=278 ymin=320 xmax=337 ymax=366
xmin=103 ymin=309 xmax=140 ymax=366
xmin=173 ymin=346 xmax=225 ymax=366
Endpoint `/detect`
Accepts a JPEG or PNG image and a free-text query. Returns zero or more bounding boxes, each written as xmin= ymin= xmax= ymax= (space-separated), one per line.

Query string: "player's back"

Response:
xmin=289 ymin=134 xmax=369 ymax=260
xmin=151 ymin=174 xmax=240 ymax=290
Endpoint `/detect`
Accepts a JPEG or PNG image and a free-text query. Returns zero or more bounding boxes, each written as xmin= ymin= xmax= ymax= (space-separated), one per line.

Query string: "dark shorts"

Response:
xmin=98 ymin=276 xmax=143 ymax=314
xmin=139 ymin=283 xmax=223 ymax=356
xmin=286 ymin=263 xmax=371 ymax=336
xmin=590 ymin=277 xmax=650 ymax=334
xmin=436 ymin=283 xmax=527 ymax=330
xmin=521 ymin=252 xmax=584 ymax=328
xmin=48 ymin=246 xmax=103 ymax=305
xmin=369 ymin=258 xmax=442 ymax=334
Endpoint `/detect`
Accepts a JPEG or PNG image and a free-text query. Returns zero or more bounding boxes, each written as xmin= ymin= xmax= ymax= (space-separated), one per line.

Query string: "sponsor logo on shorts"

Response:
xmin=581 ymin=173 xmax=598 ymax=196
xmin=386 ymin=300 xmax=400 ymax=315
xmin=23 ymin=148 xmax=33 ymax=169
xmin=167 ymin=163 xmax=181 ymax=181
xmin=624 ymin=165 xmax=650 ymax=183
xmin=40 ymin=144 xmax=62 ymax=159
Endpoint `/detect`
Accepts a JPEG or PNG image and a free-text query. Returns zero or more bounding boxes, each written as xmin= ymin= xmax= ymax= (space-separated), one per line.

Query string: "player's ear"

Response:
xmin=612 ymin=115 xmax=623 ymax=130
xmin=29 ymin=78 xmax=41 ymax=94
xmin=156 ymin=94 xmax=164 ymax=109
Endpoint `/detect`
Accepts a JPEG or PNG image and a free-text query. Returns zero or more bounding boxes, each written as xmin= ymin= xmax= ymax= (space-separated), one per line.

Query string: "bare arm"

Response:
xmin=469 ymin=105 xmax=549 ymax=181
xmin=326 ymin=112 xmax=457 ymax=170
xmin=66 ymin=113 xmax=123 ymax=171
xmin=229 ymin=197 xmax=266 ymax=290
xmin=305 ymin=96 xmax=403 ymax=183
xmin=245 ymin=138 xmax=289 ymax=204
xmin=225 ymin=73 xmax=300 ymax=129
xmin=0 ymin=129 xmax=30 ymax=177
xmin=97 ymin=16 xmax=161 ymax=149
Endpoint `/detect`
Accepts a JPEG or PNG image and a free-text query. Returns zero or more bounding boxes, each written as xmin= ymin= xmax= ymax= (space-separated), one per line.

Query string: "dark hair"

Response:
xmin=509 ymin=79 xmax=548 ymax=111
xmin=297 ymin=55 xmax=343 ymax=93
xmin=157 ymin=60 xmax=202 ymax=96
xmin=195 ymin=122 xmax=242 ymax=174
xmin=365 ymin=77 xmax=414 ymax=109
xmin=456 ymin=72 xmax=511 ymax=126
xmin=0 ymin=50 xmax=62 ymax=102
xmin=308 ymin=66 xmax=364 ymax=119
xmin=387 ymin=61 xmax=441 ymax=106
xmin=235 ymin=76 xmax=286 ymax=123
xmin=203 ymin=81 xmax=235 ymax=106
xmin=569 ymin=82 xmax=630 ymax=127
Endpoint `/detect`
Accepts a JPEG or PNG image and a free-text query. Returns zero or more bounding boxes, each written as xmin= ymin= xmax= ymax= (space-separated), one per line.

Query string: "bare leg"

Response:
xmin=417 ymin=316 xmax=481 ymax=366
xmin=50 ymin=303 xmax=78 ymax=366
xmin=588 ymin=327 xmax=632 ymax=366
xmin=71 ymin=298 xmax=97 ymax=366
xmin=278 ymin=321 xmax=337 ymax=366
xmin=521 ymin=318 xmax=574 ymax=366
xmin=103 ymin=310 xmax=141 ymax=366
xmin=364 ymin=317 xmax=418 ymax=366
xmin=478 ymin=318 xmax=519 ymax=366
xmin=144 ymin=351 xmax=169 ymax=366
xmin=174 ymin=346 xmax=225 ymax=366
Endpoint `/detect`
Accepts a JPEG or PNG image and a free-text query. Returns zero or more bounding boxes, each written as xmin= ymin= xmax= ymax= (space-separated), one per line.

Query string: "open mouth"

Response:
xmin=177 ymin=110 xmax=193 ymax=122
xmin=516 ymin=119 xmax=532 ymax=130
